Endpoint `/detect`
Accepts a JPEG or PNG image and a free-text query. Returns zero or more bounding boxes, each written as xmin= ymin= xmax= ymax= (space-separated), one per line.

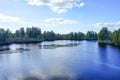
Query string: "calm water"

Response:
xmin=0 ymin=40 xmax=120 ymax=80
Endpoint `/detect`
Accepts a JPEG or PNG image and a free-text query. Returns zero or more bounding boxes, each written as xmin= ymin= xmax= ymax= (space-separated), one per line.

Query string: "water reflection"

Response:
xmin=98 ymin=44 xmax=108 ymax=63
xmin=0 ymin=41 xmax=120 ymax=80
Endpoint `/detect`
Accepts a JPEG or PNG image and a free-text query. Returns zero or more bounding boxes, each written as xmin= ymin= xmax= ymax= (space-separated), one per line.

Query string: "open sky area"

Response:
xmin=0 ymin=0 xmax=120 ymax=33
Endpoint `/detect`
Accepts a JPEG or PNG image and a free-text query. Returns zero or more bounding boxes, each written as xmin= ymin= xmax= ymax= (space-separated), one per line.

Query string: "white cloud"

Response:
xmin=0 ymin=13 xmax=20 ymax=22
xmin=92 ymin=21 xmax=120 ymax=28
xmin=91 ymin=21 xmax=120 ymax=32
xmin=26 ymin=0 xmax=85 ymax=13
xmin=78 ymin=2 xmax=85 ymax=8
xmin=44 ymin=18 xmax=79 ymax=25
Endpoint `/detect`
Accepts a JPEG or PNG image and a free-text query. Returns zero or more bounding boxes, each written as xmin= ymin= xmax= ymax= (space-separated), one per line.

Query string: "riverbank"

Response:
xmin=0 ymin=39 xmax=97 ymax=46
xmin=2 ymin=39 xmax=120 ymax=51
xmin=98 ymin=40 xmax=120 ymax=47
xmin=0 ymin=38 xmax=43 ymax=46
xmin=0 ymin=39 xmax=97 ymax=51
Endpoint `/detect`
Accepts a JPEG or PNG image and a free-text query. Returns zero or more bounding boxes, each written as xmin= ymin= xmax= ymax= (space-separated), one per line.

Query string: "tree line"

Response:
xmin=0 ymin=27 xmax=98 ymax=45
xmin=98 ymin=27 xmax=120 ymax=46
xmin=0 ymin=26 xmax=120 ymax=46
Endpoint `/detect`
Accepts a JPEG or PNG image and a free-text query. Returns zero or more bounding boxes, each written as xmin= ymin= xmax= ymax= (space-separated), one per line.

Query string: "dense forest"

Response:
xmin=0 ymin=27 xmax=120 ymax=46
xmin=98 ymin=27 xmax=120 ymax=46
xmin=0 ymin=27 xmax=97 ymax=45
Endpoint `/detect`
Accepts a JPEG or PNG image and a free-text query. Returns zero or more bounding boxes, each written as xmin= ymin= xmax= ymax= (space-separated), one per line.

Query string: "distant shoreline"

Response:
xmin=1 ymin=40 xmax=120 ymax=52
xmin=0 ymin=27 xmax=120 ymax=47
xmin=0 ymin=39 xmax=97 ymax=46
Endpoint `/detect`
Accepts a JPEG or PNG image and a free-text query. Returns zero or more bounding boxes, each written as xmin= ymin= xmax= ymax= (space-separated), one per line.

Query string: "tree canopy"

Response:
xmin=0 ymin=26 xmax=120 ymax=46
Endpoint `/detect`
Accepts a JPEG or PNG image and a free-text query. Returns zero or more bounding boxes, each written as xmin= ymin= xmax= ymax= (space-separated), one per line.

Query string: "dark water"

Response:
xmin=0 ymin=40 xmax=120 ymax=80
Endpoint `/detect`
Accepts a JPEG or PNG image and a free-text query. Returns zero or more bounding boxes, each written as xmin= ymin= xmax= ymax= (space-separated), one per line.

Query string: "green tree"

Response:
xmin=42 ymin=31 xmax=55 ymax=41
xmin=26 ymin=27 xmax=32 ymax=38
xmin=112 ymin=30 xmax=118 ymax=44
xmin=77 ymin=32 xmax=85 ymax=40
xmin=98 ymin=27 xmax=112 ymax=41
xmin=20 ymin=27 xmax=25 ymax=38
xmin=86 ymin=31 xmax=97 ymax=40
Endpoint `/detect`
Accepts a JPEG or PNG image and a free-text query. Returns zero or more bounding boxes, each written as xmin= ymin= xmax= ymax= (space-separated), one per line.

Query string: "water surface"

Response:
xmin=0 ymin=40 xmax=120 ymax=80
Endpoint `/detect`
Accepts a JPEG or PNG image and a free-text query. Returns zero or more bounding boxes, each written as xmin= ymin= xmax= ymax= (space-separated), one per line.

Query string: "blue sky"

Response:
xmin=0 ymin=0 xmax=120 ymax=33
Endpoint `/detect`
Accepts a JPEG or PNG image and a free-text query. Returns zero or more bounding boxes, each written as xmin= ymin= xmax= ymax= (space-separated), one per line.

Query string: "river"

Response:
xmin=0 ymin=40 xmax=120 ymax=80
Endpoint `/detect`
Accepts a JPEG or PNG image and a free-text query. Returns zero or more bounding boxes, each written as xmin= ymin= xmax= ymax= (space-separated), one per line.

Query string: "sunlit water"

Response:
xmin=0 ymin=40 xmax=120 ymax=80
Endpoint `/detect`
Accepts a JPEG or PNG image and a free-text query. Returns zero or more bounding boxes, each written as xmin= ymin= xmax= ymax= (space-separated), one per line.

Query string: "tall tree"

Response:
xmin=98 ymin=27 xmax=112 ymax=41
xmin=20 ymin=27 xmax=25 ymax=38
xmin=86 ymin=31 xmax=97 ymax=40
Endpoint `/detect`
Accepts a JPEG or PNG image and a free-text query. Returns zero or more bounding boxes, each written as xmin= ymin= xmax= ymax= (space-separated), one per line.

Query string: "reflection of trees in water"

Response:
xmin=24 ymin=77 xmax=41 ymax=80
xmin=3 ymin=70 xmax=75 ymax=80
xmin=24 ymin=76 xmax=73 ymax=80
xmin=23 ymin=75 xmax=90 ymax=80
xmin=98 ymin=44 xmax=108 ymax=63
xmin=1 ymin=74 xmax=75 ymax=80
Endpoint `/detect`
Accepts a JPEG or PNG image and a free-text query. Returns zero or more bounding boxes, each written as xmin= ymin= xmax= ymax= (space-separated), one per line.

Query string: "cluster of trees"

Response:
xmin=1 ymin=26 xmax=120 ymax=46
xmin=0 ymin=29 xmax=12 ymax=45
xmin=14 ymin=27 xmax=41 ymax=39
xmin=98 ymin=27 xmax=120 ymax=46
xmin=112 ymin=29 xmax=120 ymax=45
xmin=0 ymin=27 xmax=98 ymax=45
xmin=55 ymin=31 xmax=97 ymax=40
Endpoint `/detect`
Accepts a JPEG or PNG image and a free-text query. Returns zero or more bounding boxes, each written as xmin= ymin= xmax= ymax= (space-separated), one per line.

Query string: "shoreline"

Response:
xmin=1 ymin=39 xmax=120 ymax=47
xmin=98 ymin=40 xmax=120 ymax=47
xmin=0 ymin=39 xmax=97 ymax=46
xmin=0 ymin=40 xmax=120 ymax=52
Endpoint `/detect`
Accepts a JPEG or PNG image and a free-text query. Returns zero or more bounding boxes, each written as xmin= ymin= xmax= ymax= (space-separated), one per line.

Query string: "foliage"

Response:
xmin=112 ymin=29 xmax=120 ymax=45
xmin=98 ymin=27 xmax=112 ymax=41
xmin=1 ymin=26 xmax=120 ymax=46
xmin=86 ymin=31 xmax=97 ymax=40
